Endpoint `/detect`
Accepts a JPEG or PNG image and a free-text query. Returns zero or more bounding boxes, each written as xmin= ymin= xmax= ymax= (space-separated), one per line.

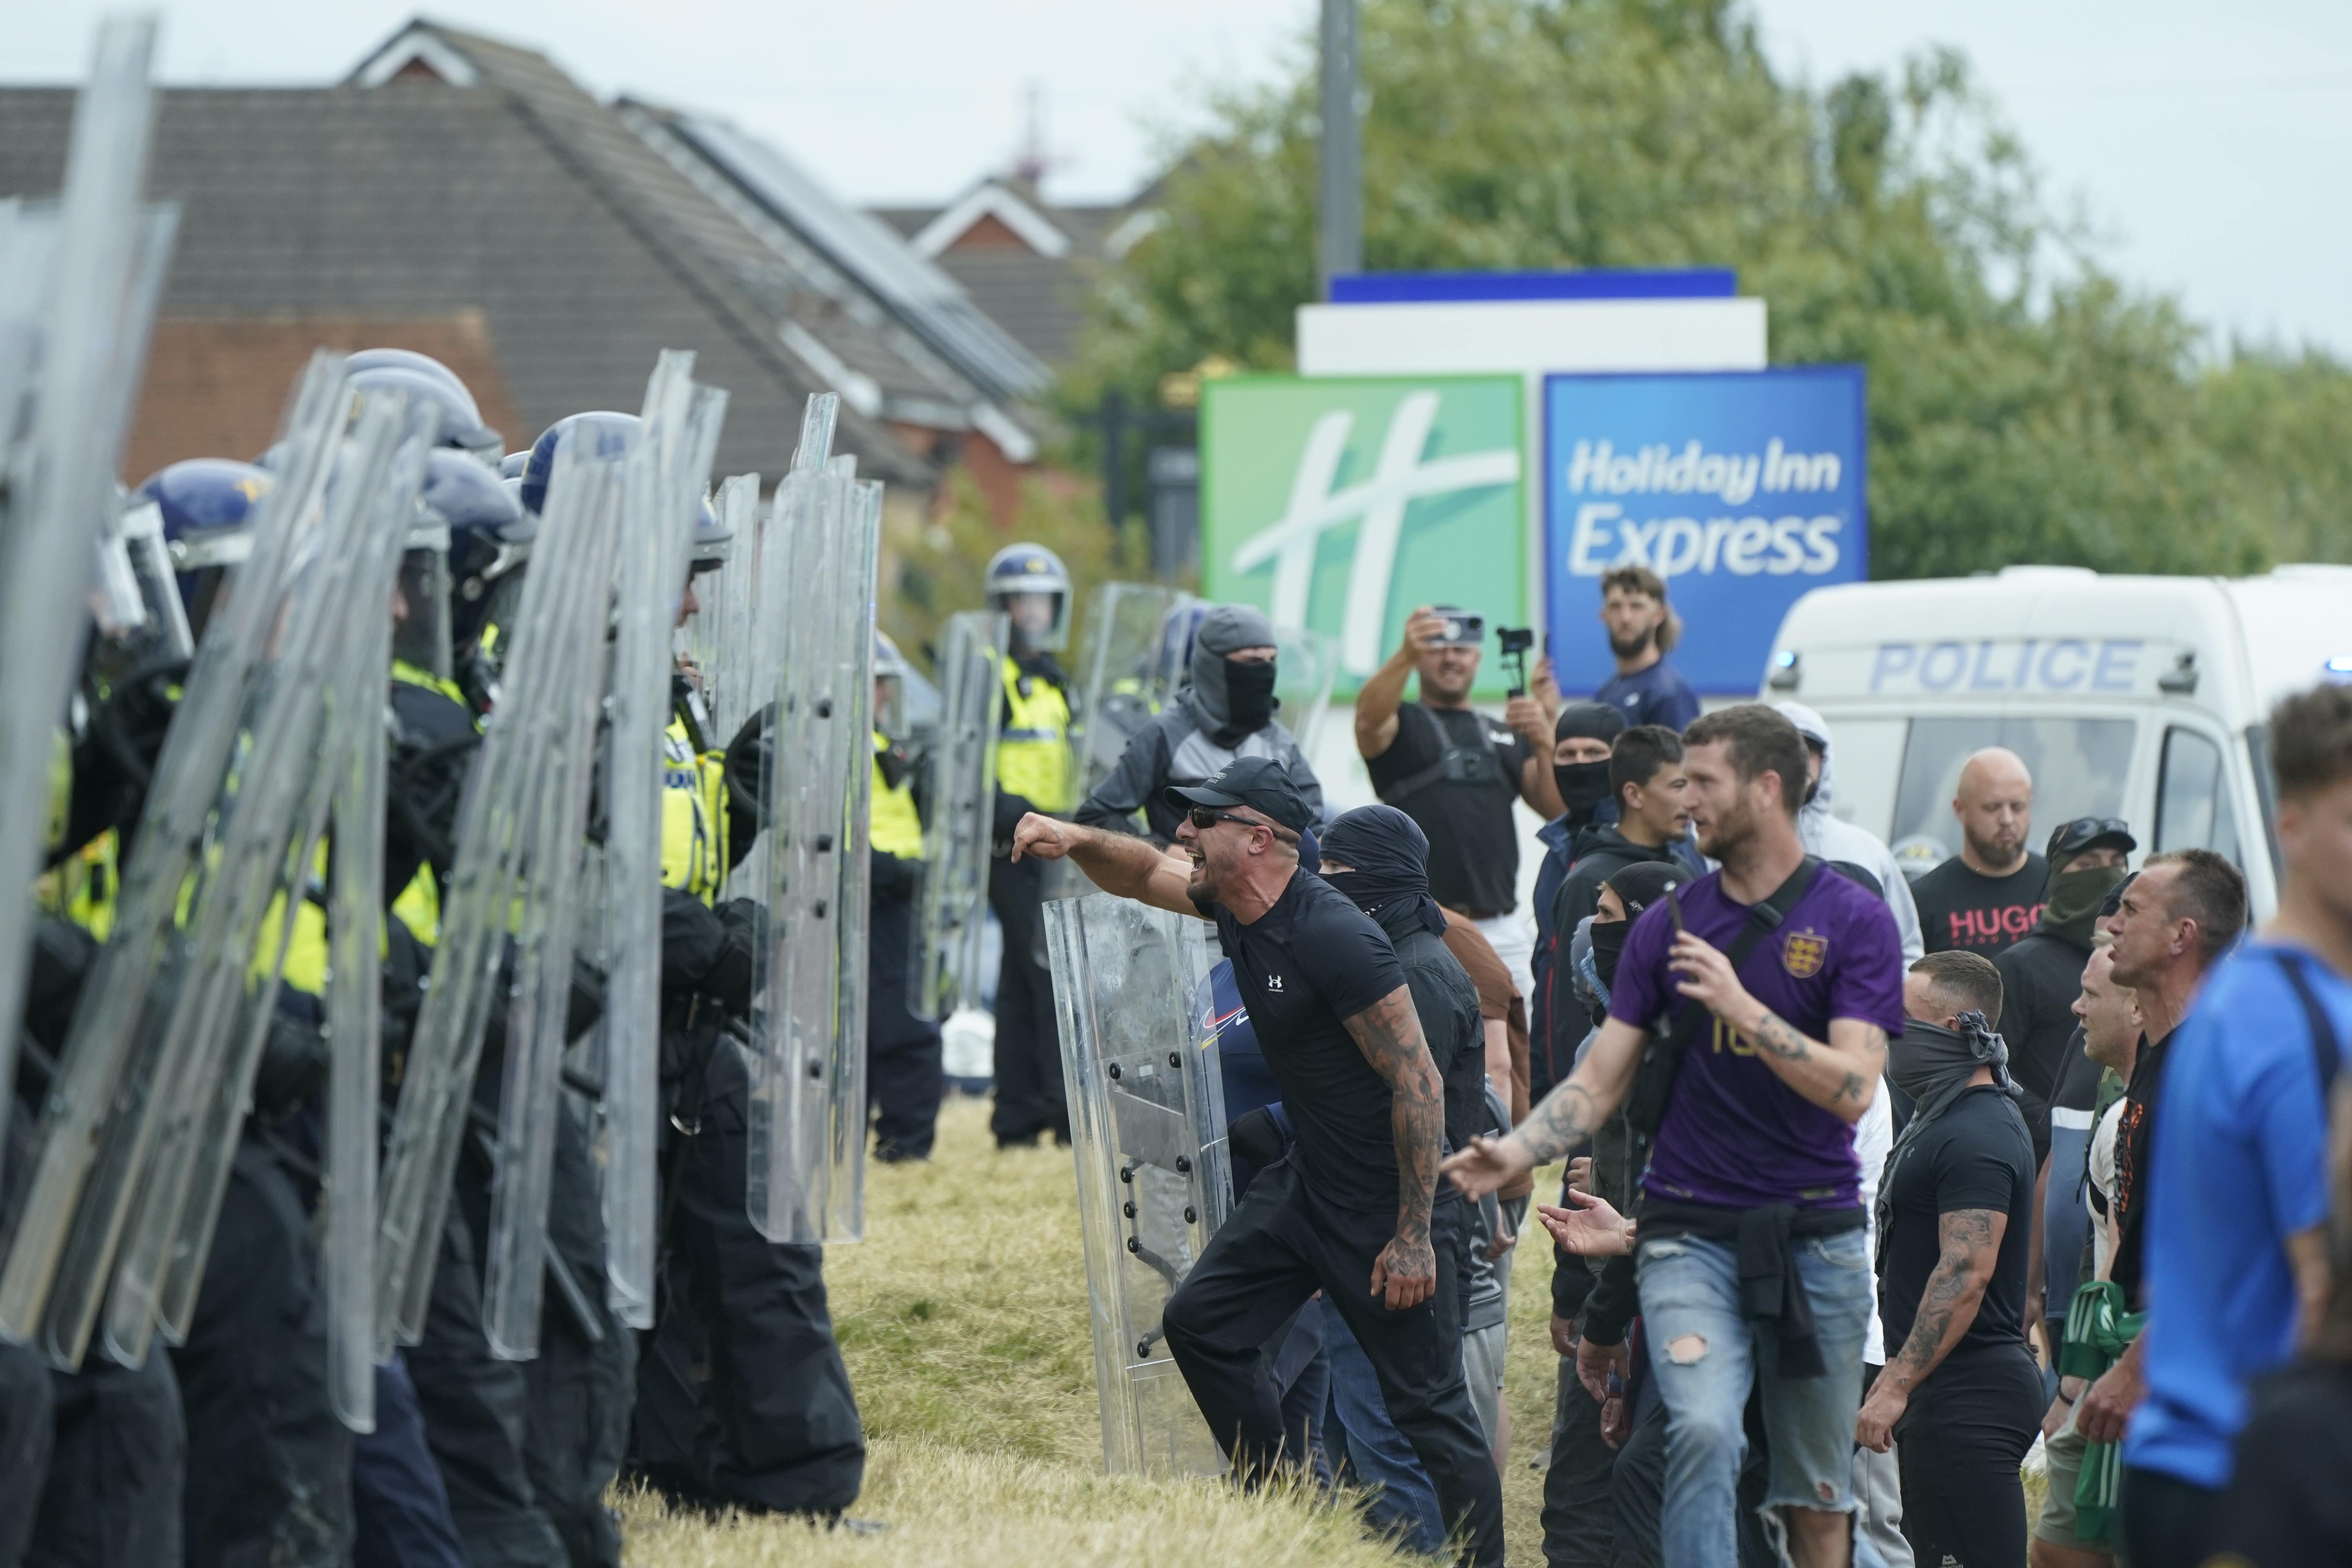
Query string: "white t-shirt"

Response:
xmin=2087 ymin=1096 xmax=2127 ymax=1281
xmin=1855 ymin=1087 xmax=1894 ymax=1366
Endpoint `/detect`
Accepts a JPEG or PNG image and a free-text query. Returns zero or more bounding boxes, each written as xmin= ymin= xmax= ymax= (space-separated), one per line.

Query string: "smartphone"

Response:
xmin=1664 ymin=881 xmax=1685 ymax=936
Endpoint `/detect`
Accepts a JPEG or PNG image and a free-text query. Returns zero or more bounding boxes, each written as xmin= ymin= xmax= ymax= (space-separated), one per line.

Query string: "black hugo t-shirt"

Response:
xmin=1912 ymin=853 xmax=2048 ymax=956
xmin=1363 ymin=704 xmax=1530 ymax=917
xmin=1880 ymin=1085 xmax=2037 ymax=1357
xmin=1200 ymin=869 xmax=1408 ymax=1212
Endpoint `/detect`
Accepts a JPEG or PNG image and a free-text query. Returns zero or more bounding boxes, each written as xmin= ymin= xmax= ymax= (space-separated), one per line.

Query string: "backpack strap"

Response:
xmin=1625 ymin=856 xmax=1825 ymax=1137
xmin=1375 ymin=705 xmax=1512 ymax=810
xmin=2272 ymin=947 xmax=2345 ymax=1099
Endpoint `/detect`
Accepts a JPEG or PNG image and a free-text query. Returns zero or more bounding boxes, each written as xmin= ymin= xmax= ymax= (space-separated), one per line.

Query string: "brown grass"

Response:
xmin=618 ymin=1094 xmax=1570 ymax=1564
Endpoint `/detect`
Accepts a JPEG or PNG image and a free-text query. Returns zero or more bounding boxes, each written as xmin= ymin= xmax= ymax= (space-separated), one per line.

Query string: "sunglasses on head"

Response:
xmin=1187 ymin=804 xmax=1297 ymax=842
xmin=2054 ymin=817 xmax=2130 ymax=850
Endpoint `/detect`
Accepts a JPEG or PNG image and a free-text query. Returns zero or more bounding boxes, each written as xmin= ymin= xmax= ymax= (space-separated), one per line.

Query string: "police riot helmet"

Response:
xmin=984 ymin=542 xmax=1072 ymax=652
xmin=873 ymin=629 xmax=910 ymax=738
xmin=518 ymin=411 xmax=635 ymax=516
xmin=426 ymin=451 xmax=531 ymax=658
xmin=140 ymin=457 xmax=274 ymax=637
xmin=690 ymin=493 xmax=733 ymax=573
xmin=347 ymin=363 xmax=502 ymax=462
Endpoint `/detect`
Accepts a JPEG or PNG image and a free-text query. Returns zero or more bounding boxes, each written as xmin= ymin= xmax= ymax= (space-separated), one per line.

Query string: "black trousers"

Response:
xmin=985 ymin=853 xmax=1063 ymax=1143
xmin=24 ymin=1351 xmax=183 ymax=1568
xmin=2119 ymin=1465 xmax=2224 ymax=1568
xmin=632 ymin=1034 xmax=865 ymax=1514
xmin=173 ymin=1136 xmax=354 ymax=1568
xmin=1545 ymin=1348 xmax=1617 ymax=1566
xmin=353 ymin=1355 xmax=468 ymax=1568
xmin=0 ymin=1346 xmax=51 ymax=1568
xmin=866 ymin=889 xmax=943 ymax=1160
xmin=1159 ymin=1160 xmax=1504 ymax=1567
xmin=1894 ymin=1343 xmax=2043 ymax=1568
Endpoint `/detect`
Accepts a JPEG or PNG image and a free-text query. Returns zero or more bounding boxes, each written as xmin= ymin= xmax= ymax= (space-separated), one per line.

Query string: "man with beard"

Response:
xmin=1914 ymin=750 xmax=2045 ymax=956
xmin=1448 ymin=704 xmax=1902 ymax=1568
xmin=1994 ymin=820 xmax=2136 ymax=1169
xmin=1359 ymin=604 xmax=1564 ymax=1007
xmin=1593 ymin=567 xmax=1700 ymax=732
xmin=1074 ymin=602 xmax=1324 ymax=842
xmin=1009 ymin=758 xmax=1506 ymax=1564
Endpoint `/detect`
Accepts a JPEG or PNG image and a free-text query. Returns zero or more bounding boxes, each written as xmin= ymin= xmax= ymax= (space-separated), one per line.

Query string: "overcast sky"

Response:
xmin=10 ymin=1 xmax=2351 ymax=355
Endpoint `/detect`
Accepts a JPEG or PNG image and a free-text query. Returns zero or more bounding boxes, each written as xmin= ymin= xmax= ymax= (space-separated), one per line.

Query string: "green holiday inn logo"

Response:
xmin=1200 ymin=375 xmax=1524 ymax=698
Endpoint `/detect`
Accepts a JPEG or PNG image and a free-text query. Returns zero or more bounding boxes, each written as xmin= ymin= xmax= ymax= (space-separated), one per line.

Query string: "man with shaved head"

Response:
xmin=1913 ymin=748 xmax=2045 ymax=957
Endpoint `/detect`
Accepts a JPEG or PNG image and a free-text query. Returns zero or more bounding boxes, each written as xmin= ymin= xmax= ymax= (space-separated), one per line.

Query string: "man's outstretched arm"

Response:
xmin=1010 ymin=813 xmax=1200 ymax=918
xmin=1340 ymin=985 xmax=1445 ymax=1310
xmin=1443 ymin=1016 xmax=1646 ymax=1199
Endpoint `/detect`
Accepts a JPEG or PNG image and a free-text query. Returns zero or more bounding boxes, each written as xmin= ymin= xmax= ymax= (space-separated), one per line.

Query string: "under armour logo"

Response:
xmin=1264 ymin=974 xmax=1284 ymax=993
xmin=1230 ymin=391 xmax=1519 ymax=677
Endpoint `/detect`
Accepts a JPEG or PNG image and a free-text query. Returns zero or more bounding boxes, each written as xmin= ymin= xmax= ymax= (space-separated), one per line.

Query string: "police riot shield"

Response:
xmin=373 ymin=421 xmax=629 ymax=1351
xmin=911 ymin=610 xmax=1007 ymax=1024
xmin=681 ymin=471 xmax=763 ymax=744
xmin=1272 ymin=623 xmax=1342 ymax=759
xmin=745 ymin=394 xmax=881 ymax=1245
xmin=592 ymin=352 xmax=727 ymax=1336
xmin=1072 ymin=583 xmax=1197 ymax=811
xmin=0 ymin=16 xmax=172 ymax=1177
xmin=1047 ymin=894 xmax=1232 ymax=1479
xmin=105 ymin=398 xmax=428 ymax=1365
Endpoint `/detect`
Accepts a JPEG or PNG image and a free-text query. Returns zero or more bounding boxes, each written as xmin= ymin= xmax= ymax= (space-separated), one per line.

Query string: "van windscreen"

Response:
xmin=1890 ymin=717 xmax=2136 ymax=870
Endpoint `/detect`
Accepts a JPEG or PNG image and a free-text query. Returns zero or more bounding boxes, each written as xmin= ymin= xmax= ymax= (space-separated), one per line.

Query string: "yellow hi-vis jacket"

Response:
xmin=662 ymin=712 xmax=730 ymax=906
xmin=996 ymin=653 xmax=1073 ymax=814
xmin=871 ymin=731 xmax=924 ymax=860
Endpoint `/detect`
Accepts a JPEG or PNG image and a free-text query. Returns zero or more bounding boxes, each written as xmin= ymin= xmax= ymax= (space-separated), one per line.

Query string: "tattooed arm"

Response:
xmin=1442 ymin=1016 xmax=1646 ymax=1199
xmin=1855 ymin=1207 xmax=2007 ymax=1452
xmin=1342 ymin=985 xmax=1448 ymax=1309
xmin=1009 ymin=814 xmax=1201 ymax=918
xmin=1666 ymin=929 xmax=1884 ymax=1122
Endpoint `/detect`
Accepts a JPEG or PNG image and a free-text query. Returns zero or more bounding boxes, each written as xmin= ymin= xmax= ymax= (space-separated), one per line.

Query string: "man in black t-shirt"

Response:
xmin=1010 ymin=757 xmax=1505 ymax=1565
xmin=1356 ymin=605 xmax=1561 ymax=1004
xmin=1858 ymin=951 xmax=2042 ymax=1567
xmin=1913 ymin=747 xmax=2045 ymax=955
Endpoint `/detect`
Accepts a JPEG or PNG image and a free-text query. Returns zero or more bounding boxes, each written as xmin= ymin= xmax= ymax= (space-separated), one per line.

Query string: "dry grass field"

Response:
xmin=616 ymin=1093 xmax=1570 ymax=1565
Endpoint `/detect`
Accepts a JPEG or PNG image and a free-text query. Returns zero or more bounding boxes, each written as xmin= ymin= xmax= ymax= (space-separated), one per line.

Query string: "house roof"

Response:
xmin=0 ymin=20 xmax=937 ymax=488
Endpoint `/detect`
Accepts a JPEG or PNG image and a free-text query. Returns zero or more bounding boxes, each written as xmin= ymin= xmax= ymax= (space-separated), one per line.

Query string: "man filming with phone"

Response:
xmin=1359 ymin=604 xmax=1564 ymax=1005
xmin=1445 ymin=705 xmax=1906 ymax=1568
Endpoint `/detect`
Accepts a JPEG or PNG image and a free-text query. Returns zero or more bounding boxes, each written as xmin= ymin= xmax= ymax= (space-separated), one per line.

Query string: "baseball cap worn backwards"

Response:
xmin=1167 ymin=755 xmax=1316 ymax=834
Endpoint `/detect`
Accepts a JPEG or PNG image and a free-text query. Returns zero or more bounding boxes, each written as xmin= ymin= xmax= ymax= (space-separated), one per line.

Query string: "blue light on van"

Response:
xmin=2328 ymin=655 xmax=2352 ymax=679
xmin=1767 ymin=650 xmax=1801 ymax=692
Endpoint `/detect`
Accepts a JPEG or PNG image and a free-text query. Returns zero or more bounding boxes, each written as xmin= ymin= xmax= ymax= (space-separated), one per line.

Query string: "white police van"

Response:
xmin=1757 ymin=564 xmax=2352 ymax=918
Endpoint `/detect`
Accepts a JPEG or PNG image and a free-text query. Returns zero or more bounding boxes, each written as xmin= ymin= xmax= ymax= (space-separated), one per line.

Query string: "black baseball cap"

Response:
xmin=2046 ymin=816 xmax=2137 ymax=864
xmin=1166 ymin=756 xmax=1316 ymax=834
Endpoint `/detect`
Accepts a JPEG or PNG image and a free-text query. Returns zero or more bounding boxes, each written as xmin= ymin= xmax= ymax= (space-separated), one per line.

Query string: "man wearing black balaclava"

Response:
xmin=1529 ymin=702 xmax=1623 ymax=1105
xmin=1547 ymin=724 xmax=1694 ymax=1013
xmin=1074 ymin=603 xmax=1324 ymax=844
xmin=1993 ymin=817 xmax=2136 ymax=1168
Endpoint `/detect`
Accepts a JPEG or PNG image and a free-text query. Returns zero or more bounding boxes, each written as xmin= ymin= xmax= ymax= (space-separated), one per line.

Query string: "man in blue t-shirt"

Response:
xmin=1446 ymin=704 xmax=1904 ymax=1568
xmin=1593 ymin=565 xmax=1701 ymax=733
xmin=2122 ymin=687 xmax=2352 ymax=1568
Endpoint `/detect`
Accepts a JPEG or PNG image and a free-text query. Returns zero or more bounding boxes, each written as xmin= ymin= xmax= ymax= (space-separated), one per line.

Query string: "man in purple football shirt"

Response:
xmin=1446 ymin=705 xmax=1904 ymax=1568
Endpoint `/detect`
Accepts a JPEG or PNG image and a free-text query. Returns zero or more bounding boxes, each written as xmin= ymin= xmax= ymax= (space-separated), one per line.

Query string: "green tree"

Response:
xmin=1064 ymin=0 xmax=2352 ymax=577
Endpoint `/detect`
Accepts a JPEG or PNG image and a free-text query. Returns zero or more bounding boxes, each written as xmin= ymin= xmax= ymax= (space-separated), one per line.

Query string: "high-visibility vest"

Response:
xmin=661 ymin=712 xmax=730 ymax=906
xmin=36 ymin=827 xmax=119 ymax=942
xmin=996 ymin=654 xmax=1073 ymax=814
xmin=871 ymin=731 xmax=924 ymax=859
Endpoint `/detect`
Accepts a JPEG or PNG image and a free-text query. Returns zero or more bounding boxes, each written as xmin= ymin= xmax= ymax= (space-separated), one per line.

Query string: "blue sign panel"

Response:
xmin=1543 ymin=367 xmax=1867 ymax=697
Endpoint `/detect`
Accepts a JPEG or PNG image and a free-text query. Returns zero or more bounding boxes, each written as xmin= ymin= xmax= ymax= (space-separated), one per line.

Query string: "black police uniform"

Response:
xmin=988 ymin=649 xmax=1076 ymax=1146
xmin=867 ymin=731 xmax=940 ymax=1160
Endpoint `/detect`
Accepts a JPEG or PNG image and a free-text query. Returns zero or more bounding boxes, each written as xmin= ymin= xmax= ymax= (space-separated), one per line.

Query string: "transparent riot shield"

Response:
xmin=595 ymin=352 xmax=727 ymax=1334
xmin=681 ymin=472 xmax=762 ymax=745
xmin=1072 ymin=583 xmax=1197 ymax=811
xmin=0 ymin=16 xmax=171 ymax=1177
xmin=911 ymin=610 xmax=1007 ymax=1025
xmin=0 ymin=351 xmax=367 ymax=1365
xmin=1271 ymin=623 xmax=1342 ymax=759
xmin=373 ymin=426 xmax=630 ymax=1350
xmin=103 ymin=400 xmax=428 ymax=1366
xmin=1047 ymin=894 xmax=1232 ymax=1479
xmin=746 ymin=395 xmax=881 ymax=1245
xmin=326 ymin=613 xmax=394 ymax=1432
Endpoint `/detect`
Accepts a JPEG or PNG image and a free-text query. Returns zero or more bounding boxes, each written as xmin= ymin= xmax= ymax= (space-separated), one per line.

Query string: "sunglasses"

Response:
xmin=2052 ymin=816 xmax=2131 ymax=851
xmin=1187 ymin=805 xmax=1298 ymax=842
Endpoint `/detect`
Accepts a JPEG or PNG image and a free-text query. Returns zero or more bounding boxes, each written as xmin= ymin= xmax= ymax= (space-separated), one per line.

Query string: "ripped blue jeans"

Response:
xmin=1634 ymin=1226 xmax=1885 ymax=1568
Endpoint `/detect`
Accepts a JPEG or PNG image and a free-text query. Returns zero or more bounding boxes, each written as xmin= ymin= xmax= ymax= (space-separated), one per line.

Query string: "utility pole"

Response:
xmin=1317 ymin=0 xmax=1360 ymax=300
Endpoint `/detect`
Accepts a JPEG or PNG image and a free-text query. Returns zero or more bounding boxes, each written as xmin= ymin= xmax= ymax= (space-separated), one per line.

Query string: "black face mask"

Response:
xmin=1589 ymin=918 xmax=1630 ymax=990
xmin=1218 ymin=657 xmax=1278 ymax=740
xmin=1555 ymin=760 xmax=1612 ymax=821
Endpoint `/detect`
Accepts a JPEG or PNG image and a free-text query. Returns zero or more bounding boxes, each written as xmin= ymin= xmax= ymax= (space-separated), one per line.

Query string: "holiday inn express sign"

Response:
xmin=1200 ymin=375 xmax=1525 ymax=700
xmin=1200 ymin=365 xmax=1864 ymax=700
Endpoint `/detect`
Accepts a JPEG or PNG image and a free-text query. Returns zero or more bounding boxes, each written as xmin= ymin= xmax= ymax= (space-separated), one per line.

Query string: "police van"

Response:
xmin=1757 ymin=564 xmax=2352 ymax=918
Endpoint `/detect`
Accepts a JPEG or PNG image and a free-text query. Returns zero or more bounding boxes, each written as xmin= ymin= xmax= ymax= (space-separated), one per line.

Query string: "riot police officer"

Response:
xmin=866 ymin=632 xmax=940 ymax=1161
xmin=982 ymin=543 xmax=1077 ymax=1148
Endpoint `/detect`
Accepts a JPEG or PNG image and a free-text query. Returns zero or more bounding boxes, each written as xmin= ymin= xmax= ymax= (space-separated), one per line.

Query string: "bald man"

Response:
xmin=1912 ymin=748 xmax=2045 ymax=956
